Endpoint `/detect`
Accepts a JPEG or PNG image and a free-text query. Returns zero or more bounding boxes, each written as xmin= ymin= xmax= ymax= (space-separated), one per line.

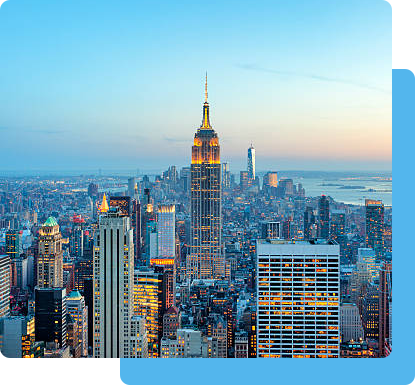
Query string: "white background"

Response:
xmin=0 ymin=0 xmax=414 ymax=384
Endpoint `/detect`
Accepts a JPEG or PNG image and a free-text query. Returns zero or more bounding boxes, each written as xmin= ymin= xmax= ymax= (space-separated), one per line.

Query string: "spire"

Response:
xmin=201 ymin=72 xmax=211 ymax=129
xmin=98 ymin=193 xmax=109 ymax=213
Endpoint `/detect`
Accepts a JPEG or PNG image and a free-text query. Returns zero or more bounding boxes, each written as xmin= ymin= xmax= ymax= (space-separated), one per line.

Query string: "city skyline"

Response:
xmin=0 ymin=0 xmax=391 ymax=172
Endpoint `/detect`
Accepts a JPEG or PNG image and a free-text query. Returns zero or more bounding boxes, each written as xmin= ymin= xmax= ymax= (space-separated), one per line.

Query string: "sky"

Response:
xmin=0 ymin=0 xmax=392 ymax=173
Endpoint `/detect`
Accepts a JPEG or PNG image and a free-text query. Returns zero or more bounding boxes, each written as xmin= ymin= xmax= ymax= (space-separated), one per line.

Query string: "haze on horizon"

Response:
xmin=0 ymin=0 xmax=391 ymax=173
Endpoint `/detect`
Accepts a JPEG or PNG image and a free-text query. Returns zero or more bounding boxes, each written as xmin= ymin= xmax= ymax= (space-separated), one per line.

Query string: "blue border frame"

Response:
xmin=120 ymin=68 xmax=414 ymax=385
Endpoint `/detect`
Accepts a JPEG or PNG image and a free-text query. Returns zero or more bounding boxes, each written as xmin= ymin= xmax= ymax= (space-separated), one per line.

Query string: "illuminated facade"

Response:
xmin=5 ymin=230 xmax=23 ymax=259
xmin=0 ymin=316 xmax=35 ymax=358
xmin=67 ymin=290 xmax=88 ymax=357
xmin=365 ymin=199 xmax=385 ymax=258
xmin=133 ymin=267 xmax=166 ymax=357
xmin=256 ymin=239 xmax=340 ymax=358
xmin=93 ymin=209 xmax=134 ymax=358
xmin=189 ymin=75 xmax=224 ymax=280
xmin=0 ymin=255 xmax=11 ymax=318
xmin=37 ymin=217 xmax=63 ymax=288
xmin=157 ymin=205 xmax=176 ymax=259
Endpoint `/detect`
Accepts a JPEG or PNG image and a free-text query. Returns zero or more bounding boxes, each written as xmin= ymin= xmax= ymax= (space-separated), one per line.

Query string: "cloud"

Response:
xmin=237 ymin=64 xmax=390 ymax=94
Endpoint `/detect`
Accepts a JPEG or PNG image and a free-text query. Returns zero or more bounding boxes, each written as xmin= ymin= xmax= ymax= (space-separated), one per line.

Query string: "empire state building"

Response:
xmin=188 ymin=75 xmax=224 ymax=280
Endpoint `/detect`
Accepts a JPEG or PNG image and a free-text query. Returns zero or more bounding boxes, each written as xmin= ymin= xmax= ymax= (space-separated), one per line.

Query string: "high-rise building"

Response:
xmin=304 ymin=206 xmax=317 ymax=240
xmin=163 ymin=306 xmax=181 ymax=339
xmin=256 ymin=239 xmax=340 ymax=358
xmin=93 ymin=208 xmax=134 ymax=358
xmin=70 ymin=217 xmax=84 ymax=258
xmin=365 ymin=199 xmax=385 ymax=258
xmin=67 ymin=290 xmax=88 ymax=357
xmin=129 ymin=316 xmax=149 ymax=358
xmin=133 ymin=267 xmax=166 ymax=357
xmin=261 ymin=221 xmax=281 ymax=240
xmin=361 ymin=283 xmax=379 ymax=344
xmin=189 ymin=75 xmax=224 ymax=280
xmin=240 ymin=171 xmax=250 ymax=190
xmin=318 ymin=195 xmax=330 ymax=239
xmin=132 ymin=197 xmax=142 ymax=265
xmin=330 ymin=210 xmax=346 ymax=257
xmin=379 ymin=262 xmax=392 ymax=357
xmin=263 ymin=172 xmax=278 ymax=191
xmin=0 ymin=316 xmax=35 ymax=358
xmin=0 ymin=255 xmax=11 ymax=318
xmin=128 ymin=177 xmax=136 ymax=198
xmin=247 ymin=144 xmax=255 ymax=182
xmin=37 ymin=216 xmax=63 ymax=288
xmin=5 ymin=230 xmax=23 ymax=259
xmin=157 ymin=205 xmax=176 ymax=259
xmin=221 ymin=162 xmax=231 ymax=189
xmin=109 ymin=196 xmax=131 ymax=217
xmin=35 ymin=287 xmax=67 ymax=349
xmin=340 ymin=303 xmax=364 ymax=342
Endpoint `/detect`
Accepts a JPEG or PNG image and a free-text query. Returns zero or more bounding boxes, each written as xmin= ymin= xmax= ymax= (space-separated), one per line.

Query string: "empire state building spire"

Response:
xmin=201 ymin=72 xmax=211 ymax=129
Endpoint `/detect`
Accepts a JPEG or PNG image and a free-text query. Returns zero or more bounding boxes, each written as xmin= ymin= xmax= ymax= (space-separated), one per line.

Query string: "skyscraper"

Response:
xmin=5 ymin=230 xmax=23 ymax=259
xmin=189 ymin=75 xmax=224 ymax=280
xmin=304 ymin=206 xmax=317 ymax=240
xmin=67 ymin=290 xmax=88 ymax=357
xmin=37 ymin=216 xmax=63 ymax=288
xmin=318 ymin=195 xmax=330 ymax=239
xmin=0 ymin=255 xmax=11 ymax=318
xmin=34 ymin=287 xmax=67 ymax=349
xmin=379 ymin=262 xmax=392 ymax=357
xmin=93 ymin=208 xmax=135 ymax=358
xmin=365 ymin=199 xmax=385 ymax=258
xmin=157 ymin=205 xmax=176 ymax=259
xmin=256 ymin=239 xmax=340 ymax=358
xmin=247 ymin=144 xmax=255 ymax=182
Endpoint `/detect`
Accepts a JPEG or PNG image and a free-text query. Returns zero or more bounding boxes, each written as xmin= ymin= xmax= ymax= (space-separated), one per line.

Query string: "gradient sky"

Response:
xmin=0 ymin=0 xmax=391 ymax=173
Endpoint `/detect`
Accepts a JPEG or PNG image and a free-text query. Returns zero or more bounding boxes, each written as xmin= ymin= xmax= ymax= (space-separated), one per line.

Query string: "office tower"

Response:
xmin=5 ymin=230 xmax=23 ymax=259
xmin=247 ymin=144 xmax=256 ymax=182
xmin=221 ymin=162 xmax=231 ymax=189
xmin=132 ymin=197 xmax=142 ymax=265
xmin=83 ymin=278 xmax=94 ymax=350
xmin=151 ymin=205 xmax=176 ymax=309
xmin=129 ymin=316 xmax=149 ymax=358
xmin=93 ymin=209 xmax=134 ymax=358
xmin=379 ymin=262 xmax=392 ymax=357
xmin=189 ymin=75 xmax=224 ymax=280
xmin=180 ymin=166 xmax=191 ymax=194
xmin=163 ymin=306 xmax=181 ymax=339
xmin=37 ymin=216 xmax=63 ymax=288
xmin=157 ymin=205 xmax=176 ymax=259
xmin=282 ymin=217 xmax=292 ymax=240
xmin=74 ymin=256 xmax=93 ymax=293
xmin=87 ymin=182 xmax=99 ymax=198
xmin=35 ymin=287 xmax=67 ymax=349
xmin=350 ymin=248 xmax=378 ymax=308
xmin=240 ymin=171 xmax=250 ymax=190
xmin=161 ymin=329 xmax=206 ymax=358
xmin=128 ymin=177 xmax=136 ymax=197
xmin=256 ymin=239 xmax=340 ymax=358
xmin=133 ymin=267 xmax=166 ymax=357
xmin=10 ymin=255 xmax=28 ymax=289
xmin=110 ymin=196 xmax=131 ymax=217
xmin=67 ymin=290 xmax=88 ymax=357
xmin=278 ymin=178 xmax=294 ymax=197
xmin=340 ymin=303 xmax=364 ymax=342
xmin=261 ymin=221 xmax=281 ymax=240
xmin=263 ymin=171 xmax=278 ymax=189
xmin=70 ymin=216 xmax=84 ymax=258
xmin=365 ymin=199 xmax=385 ymax=258
xmin=304 ymin=206 xmax=317 ymax=240
xmin=235 ymin=331 xmax=249 ymax=358
xmin=0 ymin=255 xmax=11 ymax=318
xmin=207 ymin=314 xmax=227 ymax=358
xmin=0 ymin=316 xmax=35 ymax=357
xmin=330 ymin=210 xmax=346 ymax=256
xmin=318 ymin=195 xmax=330 ymax=239
xmin=361 ymin=283 xmax=379 ymax=344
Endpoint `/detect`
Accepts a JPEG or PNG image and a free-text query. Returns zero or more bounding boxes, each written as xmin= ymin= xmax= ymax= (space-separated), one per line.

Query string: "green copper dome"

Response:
xmin=43 ymin=216 xmax=58 ymax=227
